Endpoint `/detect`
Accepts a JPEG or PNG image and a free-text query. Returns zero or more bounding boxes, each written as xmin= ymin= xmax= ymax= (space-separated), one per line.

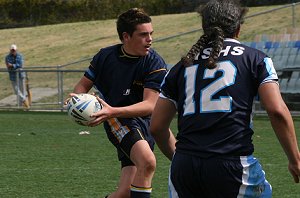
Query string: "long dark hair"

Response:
xmin=182 ymin=0 xmax=248 ymax=69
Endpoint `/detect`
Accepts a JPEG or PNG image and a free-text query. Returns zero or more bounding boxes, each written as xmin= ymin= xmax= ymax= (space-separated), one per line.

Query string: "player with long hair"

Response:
xmin=150 ymin=0 xmax=300 ymax=197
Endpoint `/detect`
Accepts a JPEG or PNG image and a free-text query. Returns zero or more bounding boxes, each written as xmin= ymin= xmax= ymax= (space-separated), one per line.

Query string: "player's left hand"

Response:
xmin=288 ymin=154 xmax=300 ymax=183
xmin=88 ymin=96 xmax=116 ymax=127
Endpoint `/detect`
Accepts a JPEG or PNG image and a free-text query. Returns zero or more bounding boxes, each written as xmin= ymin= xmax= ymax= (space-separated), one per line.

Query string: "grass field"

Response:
xmin=0 ymin=111 xmax=299 ymax=197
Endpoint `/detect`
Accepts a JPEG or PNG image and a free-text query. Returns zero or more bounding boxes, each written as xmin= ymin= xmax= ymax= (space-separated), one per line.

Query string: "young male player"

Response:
xmin=70 ymin=8 xmax=167 ymax=198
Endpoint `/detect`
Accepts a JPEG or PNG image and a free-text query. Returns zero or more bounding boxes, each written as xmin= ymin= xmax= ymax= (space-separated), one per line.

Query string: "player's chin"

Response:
xmin=141 ymin=47 xmax=150 ymax=56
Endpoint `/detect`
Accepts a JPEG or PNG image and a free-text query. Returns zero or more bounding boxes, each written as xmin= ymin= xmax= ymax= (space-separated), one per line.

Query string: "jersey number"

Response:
xmin=183 ymin=61 xmax=237 ymax=115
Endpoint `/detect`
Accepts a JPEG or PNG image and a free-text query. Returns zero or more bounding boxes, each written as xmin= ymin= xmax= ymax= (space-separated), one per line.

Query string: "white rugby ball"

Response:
xmin=67 ymin=94 xmax=102 ymax=126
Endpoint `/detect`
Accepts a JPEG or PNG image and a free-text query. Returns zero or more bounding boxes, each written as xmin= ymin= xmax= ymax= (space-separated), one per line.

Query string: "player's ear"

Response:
xmin=235 ymin=25 xmax=241 ymax=38
xmin=122 ymin=32 xmax=130 ymax=41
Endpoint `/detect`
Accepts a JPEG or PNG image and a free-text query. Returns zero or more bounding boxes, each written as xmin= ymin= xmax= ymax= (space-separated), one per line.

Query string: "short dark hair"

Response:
xmin=116 ymin=8 xmax=152 ymax=41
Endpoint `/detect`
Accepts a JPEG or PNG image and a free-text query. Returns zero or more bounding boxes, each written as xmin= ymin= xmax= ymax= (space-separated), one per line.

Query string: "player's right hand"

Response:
xmin=63 ymin=93 xmax=78 ymax=106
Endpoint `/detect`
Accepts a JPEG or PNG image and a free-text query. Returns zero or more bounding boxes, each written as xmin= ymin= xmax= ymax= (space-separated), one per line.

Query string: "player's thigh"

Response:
xmin=130 ymin=139 xmax=156 ymax=167
xmin=169 ymin=153 xmax=201 ymax=197
xmin=237 ymin=156 xmax=272 ymax=197
xmin=119 ymin=128 xmax=155 ymax=165
xmin=170 ymin=153 xmax=243 ymax=198
xmin=170 ymin=153 xmax=272 ymax=197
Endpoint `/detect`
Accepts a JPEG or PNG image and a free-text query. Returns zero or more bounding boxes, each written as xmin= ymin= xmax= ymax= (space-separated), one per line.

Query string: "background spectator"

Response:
xmin=5 ymin=44 xmax=29 ymax=108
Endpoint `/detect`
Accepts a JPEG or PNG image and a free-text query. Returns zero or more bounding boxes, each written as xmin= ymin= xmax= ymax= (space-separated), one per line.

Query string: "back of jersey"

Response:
xmin=160 ymin=38 xmax=278 ymax=157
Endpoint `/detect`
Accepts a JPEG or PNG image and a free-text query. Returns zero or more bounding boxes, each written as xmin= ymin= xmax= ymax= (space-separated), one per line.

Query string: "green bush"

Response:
xmin=0 ymin=0 xmax=293 ymax=29
xmin=0 ymin=0 xmax=184 ymax=28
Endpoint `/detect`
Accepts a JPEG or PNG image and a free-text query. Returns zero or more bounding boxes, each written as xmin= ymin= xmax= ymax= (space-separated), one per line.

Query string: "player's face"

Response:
xmin=123 ymin=23 xmax=153 ymax=56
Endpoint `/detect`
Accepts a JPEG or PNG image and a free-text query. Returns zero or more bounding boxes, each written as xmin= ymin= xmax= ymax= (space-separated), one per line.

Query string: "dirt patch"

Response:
xmin=0 ymin=87 xmax=57 ymax=106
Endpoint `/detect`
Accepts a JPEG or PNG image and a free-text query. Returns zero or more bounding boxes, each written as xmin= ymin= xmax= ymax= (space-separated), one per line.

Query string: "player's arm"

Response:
xmin=89 ymin=88 xmax=159 ymax=126
xmin=64 ymin=76 xmax=94 ymax=105
xmin=73 ymin=76 xmax=94 ymax=94
xmin=259 ymin=82 xmax=300 ymax=183
xmin=114 ymin=87 xmax=159 ymax=117
xmin=150 ymin=97 xmax=177 ymax=161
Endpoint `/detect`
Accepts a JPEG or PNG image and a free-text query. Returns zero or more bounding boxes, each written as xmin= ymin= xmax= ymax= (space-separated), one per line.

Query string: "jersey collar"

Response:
xmin=224 ymin=38 xmax=240 ymax=44
xmin=119 ymin=45 xmax=140 ymax=59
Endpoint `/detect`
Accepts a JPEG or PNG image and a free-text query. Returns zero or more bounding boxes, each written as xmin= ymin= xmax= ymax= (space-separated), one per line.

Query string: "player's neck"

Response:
xmin=120 ymin=45 xmax=139 ymax=58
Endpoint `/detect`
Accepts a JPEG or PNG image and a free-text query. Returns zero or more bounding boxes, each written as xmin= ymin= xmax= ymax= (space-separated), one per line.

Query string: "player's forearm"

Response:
xmin=112 ymin=100 xmax=154 ymax=118
xmin=73 ymin=85 xmax=90 ymax=94
xmin=73 ymin=77 xmax=93 ymax=94
xmin=150 ymin=98 xmax=177 ymax=160
xmin=153 ymin=128 xmax=176 ymax=160
xmin=269 ymin=106 xmax=300 ymax=164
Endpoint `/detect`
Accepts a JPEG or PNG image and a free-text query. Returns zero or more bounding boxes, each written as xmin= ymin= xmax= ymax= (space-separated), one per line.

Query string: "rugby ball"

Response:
xmin=67 ymin=94 xmax=102 ymax=126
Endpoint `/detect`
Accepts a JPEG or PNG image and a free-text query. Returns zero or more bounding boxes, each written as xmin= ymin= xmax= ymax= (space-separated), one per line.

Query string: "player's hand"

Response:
xmin=63 ymin=93 xmax=78 ymax=107
xmin=288 ymin=155 xmax=300 ymax=183
xmin=88 ymin=96 xmax=115 ymax=127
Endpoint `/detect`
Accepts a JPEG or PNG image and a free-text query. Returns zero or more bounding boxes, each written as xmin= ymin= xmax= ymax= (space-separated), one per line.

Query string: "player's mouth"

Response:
xmin=145 ymin=44 xmax=151 ymax=51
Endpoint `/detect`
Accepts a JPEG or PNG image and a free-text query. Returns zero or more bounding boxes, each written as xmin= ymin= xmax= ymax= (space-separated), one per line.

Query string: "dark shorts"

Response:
xmin=169 ymin=152 xmax=272 ymax=198
xmin=104 ymin=118 xmax=155 ymax=167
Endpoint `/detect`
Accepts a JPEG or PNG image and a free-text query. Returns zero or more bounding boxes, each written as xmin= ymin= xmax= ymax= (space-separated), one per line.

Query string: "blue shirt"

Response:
xmin=160 ymin=38 xmax=278 ymax=157
xmin=5 ymin=52 xmax=25 ymax=81
xmin=84 ymin=44 xmax=167 ymax=132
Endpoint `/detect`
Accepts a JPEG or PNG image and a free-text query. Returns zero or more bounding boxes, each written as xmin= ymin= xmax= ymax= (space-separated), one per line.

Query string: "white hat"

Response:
xmin=10 ymin=44 xmax=17 ymax=50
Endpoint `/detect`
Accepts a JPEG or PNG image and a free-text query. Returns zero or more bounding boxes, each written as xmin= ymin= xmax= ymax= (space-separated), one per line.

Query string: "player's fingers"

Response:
xmin=292 ymin=173 xmax=299 ymax=183
xmin=69 ymin=93 xmax=77 ymax=97
xmin=95 ymin=95 xmax=103 ymax=102
xmin=64 ymin=98 xmax=70 ymax=105
xmin=64 ymin=96 xmax=73 ymax=105
xmin=90 ymin=108 xmax=104 ymax=117
xmin=64 ymin=93 xmax=78 ymax=105
xmin=288 ymin=166 xmax=300 ymax=183
xmin=95 ymin=96 xmax=107 ymax=106
xmin=87 ymin=117 xmax=103 ymax=127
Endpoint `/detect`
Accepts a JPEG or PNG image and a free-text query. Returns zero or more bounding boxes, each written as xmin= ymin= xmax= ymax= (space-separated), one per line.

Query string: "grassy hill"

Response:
xmin=0 ymin=4 xmax=299 ymax=102
xmin=0 ymin=4 xmax=299 ymax=67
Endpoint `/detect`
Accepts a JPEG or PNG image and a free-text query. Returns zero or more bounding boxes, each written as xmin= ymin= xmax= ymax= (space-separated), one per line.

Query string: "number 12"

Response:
xmin=183 ymin=61 xmax=237 ymax=115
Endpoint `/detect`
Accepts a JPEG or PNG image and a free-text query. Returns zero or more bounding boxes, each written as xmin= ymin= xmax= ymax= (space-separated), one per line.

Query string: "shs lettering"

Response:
xmin=199 ymin=46 xmax=245 ymax=60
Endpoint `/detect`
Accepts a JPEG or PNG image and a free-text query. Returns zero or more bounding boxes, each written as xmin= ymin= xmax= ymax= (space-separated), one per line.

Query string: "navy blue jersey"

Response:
xmin=84 ymin=44 xmax=167 ymax=136
xmin=161 ymin=38 xmax=278 ymax=157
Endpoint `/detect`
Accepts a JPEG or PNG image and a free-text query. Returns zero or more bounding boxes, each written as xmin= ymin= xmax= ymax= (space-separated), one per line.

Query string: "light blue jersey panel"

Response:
xmin=168 ymin=166 xmax=179 ymax=198
xmin=238 ymin=155 xmax=272 ymax=198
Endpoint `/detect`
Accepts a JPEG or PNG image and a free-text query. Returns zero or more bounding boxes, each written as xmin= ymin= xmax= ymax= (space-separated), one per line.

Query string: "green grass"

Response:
xmin=0 ymin=111 xmax=299 ymax=197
